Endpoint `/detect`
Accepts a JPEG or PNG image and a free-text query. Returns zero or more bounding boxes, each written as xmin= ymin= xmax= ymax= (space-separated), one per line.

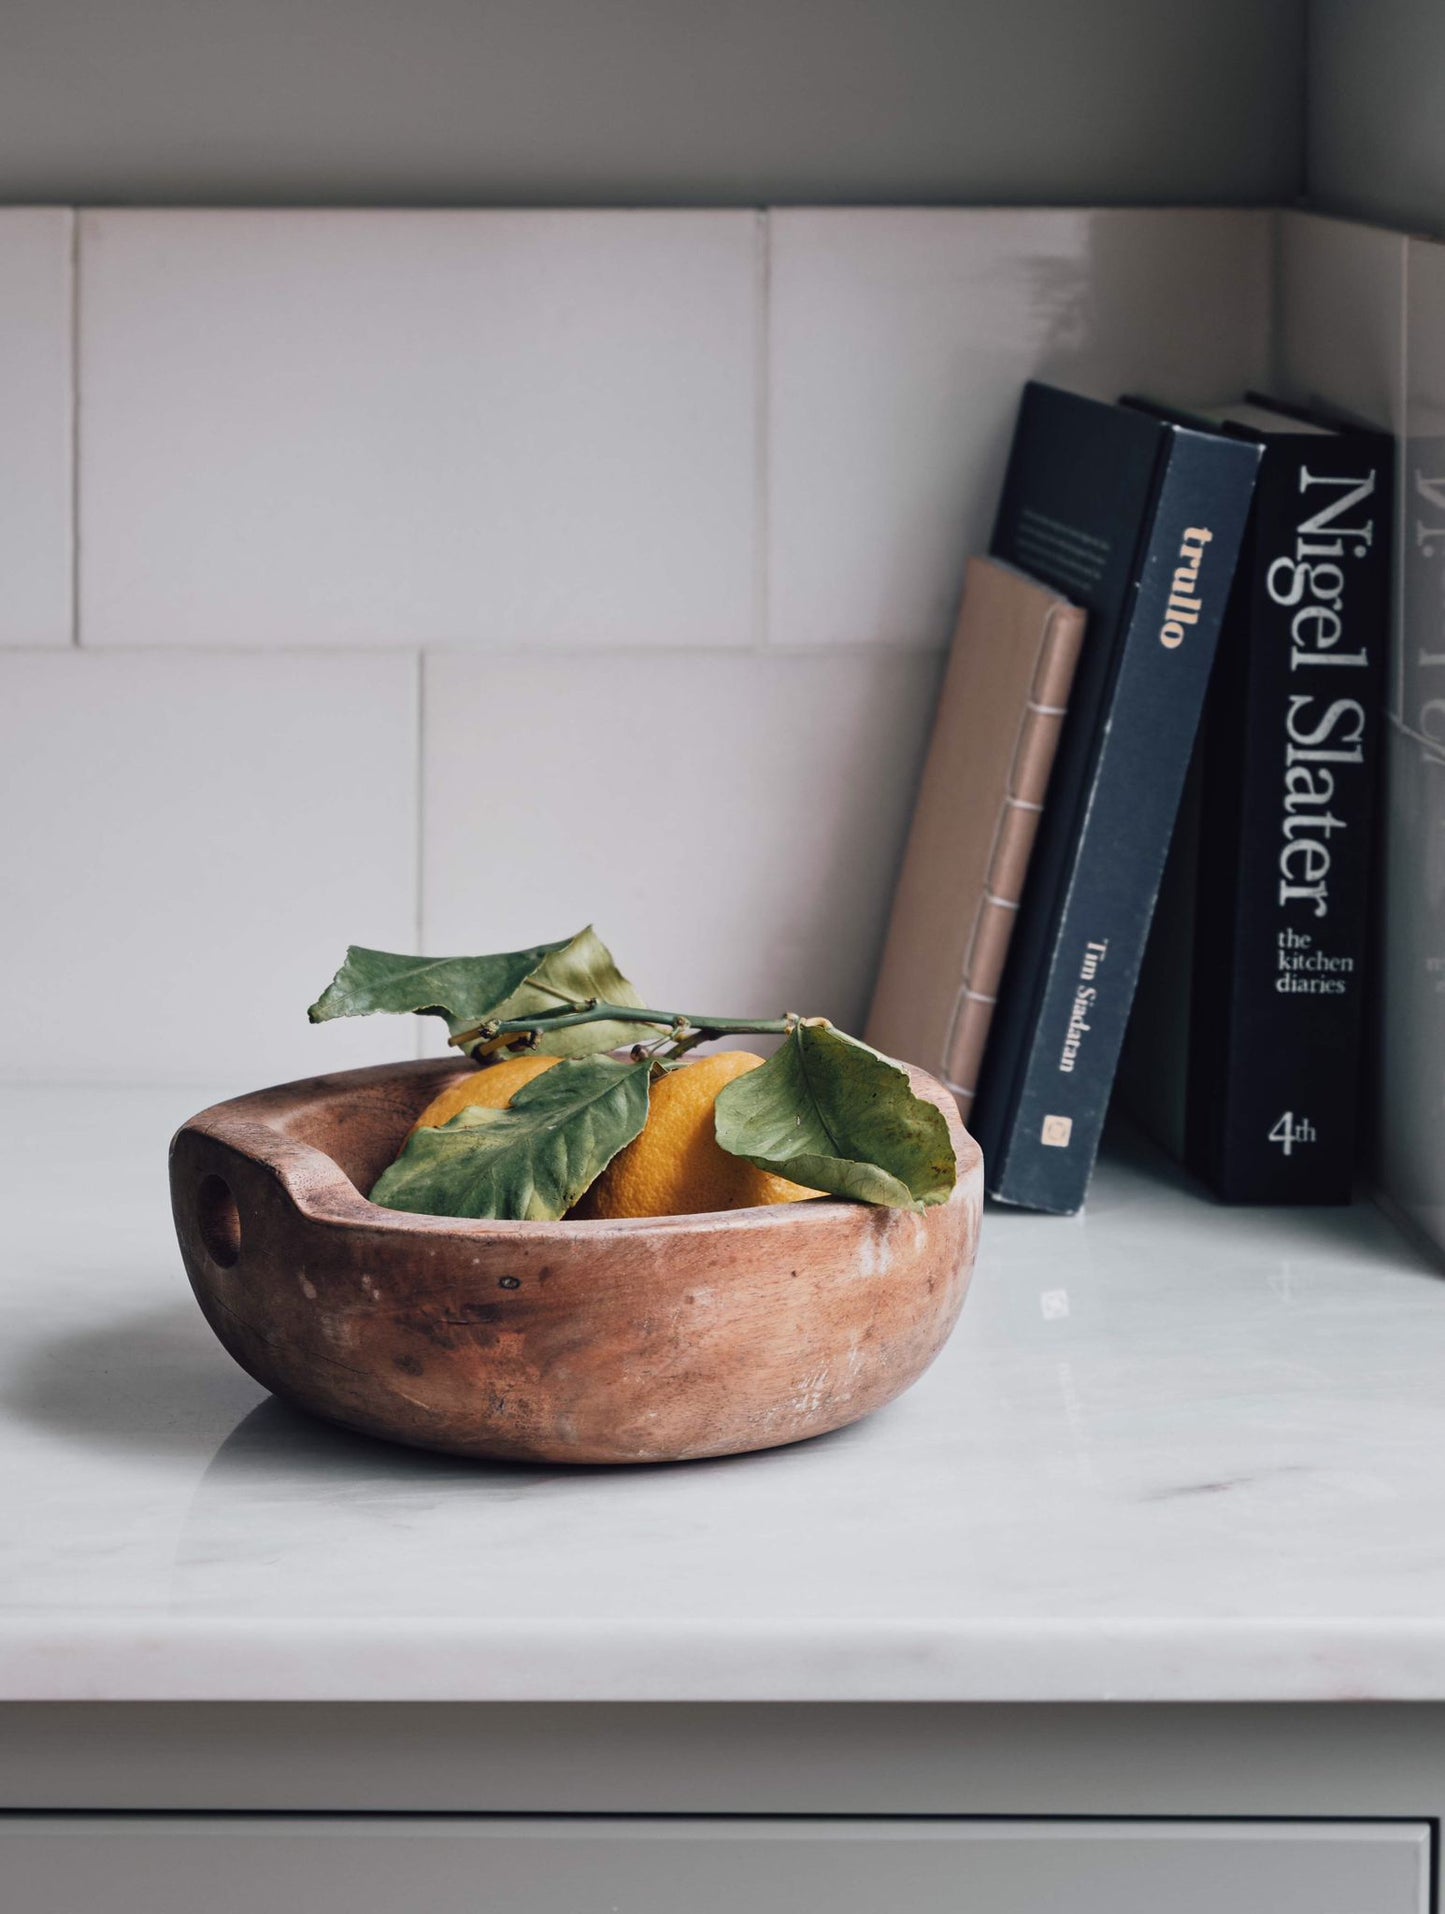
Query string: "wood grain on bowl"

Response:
xmin=169 ymin=1058 xmax=982 ymax=1465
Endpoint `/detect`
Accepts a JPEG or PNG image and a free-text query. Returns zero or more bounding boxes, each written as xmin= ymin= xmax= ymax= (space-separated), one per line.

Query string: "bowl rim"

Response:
xmin=173 ymin=1055 xmax=982 ymax=1240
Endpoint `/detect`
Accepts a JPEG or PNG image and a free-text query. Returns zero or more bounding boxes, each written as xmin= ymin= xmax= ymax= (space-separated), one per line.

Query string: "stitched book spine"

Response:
xmin=864 ymin=554 xmax=1085 ymax=1109
xmin=944 ymin=606 xmax=1083 ymax=1119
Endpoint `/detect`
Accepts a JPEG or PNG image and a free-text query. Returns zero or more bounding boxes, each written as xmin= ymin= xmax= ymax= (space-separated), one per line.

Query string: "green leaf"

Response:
xmin=485 ymin=925 xmax=650 ymax=1059
xmin=369 ymin=1056 xmax=652 ymax=1221
xmin=307 ymin=927 xmax=644 ymax=1057
xmin=308 ymin=938 xmax=569 ymax=1026
xmin=713 ymin=1024 xmax=956 ymax=1211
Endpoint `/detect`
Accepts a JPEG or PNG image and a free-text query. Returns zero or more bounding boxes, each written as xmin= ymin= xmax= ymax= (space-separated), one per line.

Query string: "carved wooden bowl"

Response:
xmin=170 ymin=1058 xmax=982 ymax=1465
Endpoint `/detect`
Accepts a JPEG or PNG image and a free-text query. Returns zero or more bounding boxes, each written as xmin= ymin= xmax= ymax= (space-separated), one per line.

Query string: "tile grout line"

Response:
xmin=753 ymin=208 xmax=771 ymax=653
xmin=1266 ymin=207 xmax=1284 ymax=396
xmin=1396 ymin=234 xmax=1410 ymax=724
xmin=415 ymin=653 xmax=427 ymax=910
xmin=413 ymin=651 xmax=427 ymax=1058
xmin=68 ymin=208 xmax=81 ymax=647
xmin=1296 ymin=0 xmax=1310 ymax=216
xmin=2 ymin=638 xmax=949 ymax=661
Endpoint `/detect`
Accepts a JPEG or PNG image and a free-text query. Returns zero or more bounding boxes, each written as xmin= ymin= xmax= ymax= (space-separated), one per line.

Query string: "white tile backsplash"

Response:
xmin=4 ymin=198 xmax=1430 ymax=1140
xmin=421 ymin=649 xmax=941 ymax=1037
xmin=1274 ymin=212 xmax=1406 ymax=435
xmin=78 ymin=211 xmax=759 ymax=650
xmin=0 ymin=209 xmax=72 ymax=647
xmin=0 ymin=651 xmax=418 ymax=1086
xmin=767 ymin=208 xmax=1272 ymax=650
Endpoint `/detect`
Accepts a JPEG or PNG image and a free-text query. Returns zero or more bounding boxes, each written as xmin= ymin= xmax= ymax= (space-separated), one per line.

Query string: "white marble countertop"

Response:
xmin=4 ymin=1083 xmax=1445 ymax=1705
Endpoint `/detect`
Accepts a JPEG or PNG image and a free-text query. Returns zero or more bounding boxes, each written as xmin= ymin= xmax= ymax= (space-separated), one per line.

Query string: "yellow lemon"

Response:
xmin=578 ymin=1049 xmax=819 ymax=1219
xmin=409 ymin=1053 xmax=561 ymax=1138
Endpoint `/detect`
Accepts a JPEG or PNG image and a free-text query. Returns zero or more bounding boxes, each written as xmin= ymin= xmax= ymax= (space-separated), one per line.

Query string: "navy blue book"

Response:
xmin=1120 ymin=398 xmax=1392 ymax=1203
xmin=970 ymin=383 xmax=1261 ymax=1214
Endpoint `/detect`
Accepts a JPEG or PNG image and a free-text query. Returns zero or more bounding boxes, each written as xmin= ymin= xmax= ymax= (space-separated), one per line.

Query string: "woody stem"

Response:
xmin=449 ymin=1002 xmax=821 ymax=1051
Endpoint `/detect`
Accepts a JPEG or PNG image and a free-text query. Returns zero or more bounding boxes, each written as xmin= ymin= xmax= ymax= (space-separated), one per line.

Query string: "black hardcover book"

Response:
xmin=971 ymin=383 xmax=1260 ymax=1214
xmin=1123 ymin=398 xmax=1392 ymax=1202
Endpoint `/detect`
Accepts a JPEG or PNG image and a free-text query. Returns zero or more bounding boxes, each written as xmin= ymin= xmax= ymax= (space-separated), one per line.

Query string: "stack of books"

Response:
xmin=866 ymin=382 xmax=1392 ymax=1214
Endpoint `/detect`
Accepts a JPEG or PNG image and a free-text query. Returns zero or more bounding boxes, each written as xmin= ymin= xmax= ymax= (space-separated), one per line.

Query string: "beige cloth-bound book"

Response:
xmin=865 ymin=556 xmax=1087 ymax=1121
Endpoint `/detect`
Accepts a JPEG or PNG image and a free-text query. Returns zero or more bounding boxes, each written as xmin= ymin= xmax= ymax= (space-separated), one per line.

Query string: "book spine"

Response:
xmin=1190 ymin=437 xmax=1391 ymax=1201
xmin=943 ymin=607 xmax=1081 ymax=1119
xmin=986 ymin=429 xmax=1261 ymax=1213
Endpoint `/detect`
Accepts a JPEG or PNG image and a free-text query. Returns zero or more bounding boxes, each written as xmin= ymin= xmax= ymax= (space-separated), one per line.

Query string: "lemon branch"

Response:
xmin=450 ymin=1000 xmax=831 ymax=1058
xmin=308 ymin=934 xmax=957 ymax=1218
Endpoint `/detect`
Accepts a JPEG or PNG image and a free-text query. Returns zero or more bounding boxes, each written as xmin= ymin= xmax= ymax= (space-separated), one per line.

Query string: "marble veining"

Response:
xmin=2 ymin=1086 xmax=1443 ymax=1703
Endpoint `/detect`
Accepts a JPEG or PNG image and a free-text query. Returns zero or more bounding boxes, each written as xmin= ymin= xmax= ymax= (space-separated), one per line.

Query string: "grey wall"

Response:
xmin=1307 ymin=0 xmax=1445 ymax=234
xmin=0 ymin=0 xmax=1304 ymax=207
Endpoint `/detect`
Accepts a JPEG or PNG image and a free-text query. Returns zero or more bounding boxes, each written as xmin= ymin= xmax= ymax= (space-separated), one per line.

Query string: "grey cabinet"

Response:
xmin=2 ymin=1816 xmax=1429 ymax=1914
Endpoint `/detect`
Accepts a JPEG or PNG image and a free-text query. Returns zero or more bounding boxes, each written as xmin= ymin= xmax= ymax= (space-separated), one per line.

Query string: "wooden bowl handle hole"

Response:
xmin=197 ymin=1173 xmax=243 ymax=1269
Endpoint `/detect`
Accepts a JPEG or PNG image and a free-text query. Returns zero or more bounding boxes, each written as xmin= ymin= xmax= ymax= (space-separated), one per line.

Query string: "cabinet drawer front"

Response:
xmin=1 ymin=1816 xmax=1429 ymax=1914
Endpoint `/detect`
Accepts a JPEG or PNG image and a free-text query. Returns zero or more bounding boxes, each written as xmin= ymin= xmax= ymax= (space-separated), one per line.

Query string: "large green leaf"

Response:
xmin=308 ymin=938 xmax=568 ymax=1026
xmin=486 ymin=925 xmax=651 ymax=1058
xmin=713 ymin=1024 xmax=956 ymax=1210
xmin=307 ymin=928 xmax=644 ymax=1057
xmin=370 ymin=1056 xmax=652 ymax=1221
